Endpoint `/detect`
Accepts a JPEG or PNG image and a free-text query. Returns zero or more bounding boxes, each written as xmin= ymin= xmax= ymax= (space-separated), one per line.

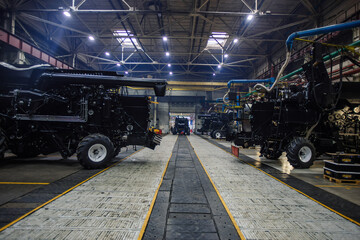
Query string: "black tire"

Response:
xmin=0 ymin=130 xmax=8 ymax=160
xmin=210 ymin=130 xmax=216 ymax=139
xmin=213 ymin=130 xmax=222 ymax=139
xmin=286 ymin=137 xmax=316 ymax=168
xmin=77 ymin=134 xmax=114 ymax=169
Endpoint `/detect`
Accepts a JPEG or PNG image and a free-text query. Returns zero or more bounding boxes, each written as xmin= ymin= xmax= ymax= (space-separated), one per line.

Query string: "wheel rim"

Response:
xmin=88 ymin=144 xmax=107 ymax=162
xmin=215 ymin=132 xmax=221 ymax=138
xmin=298 ymin=146 xmax=312 ymax=163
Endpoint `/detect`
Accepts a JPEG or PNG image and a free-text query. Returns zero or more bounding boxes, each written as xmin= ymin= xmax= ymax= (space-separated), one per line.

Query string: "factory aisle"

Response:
xmin=0 ymin=135 xmax=177 ymax=240
xmin=143 ymin=135 xmax=241 ymax=240
xmin=188 ymin=135 xmax=360 ymax=239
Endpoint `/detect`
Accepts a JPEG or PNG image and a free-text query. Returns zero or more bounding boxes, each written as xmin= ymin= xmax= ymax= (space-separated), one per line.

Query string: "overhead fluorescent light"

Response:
xmin=247 ymin=14 xmax=254 ymax=21
xmin=63 ymin=11 xmax=71 ymax=17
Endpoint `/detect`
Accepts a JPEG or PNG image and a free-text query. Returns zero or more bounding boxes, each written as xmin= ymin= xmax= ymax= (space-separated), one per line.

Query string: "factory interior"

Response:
xmin=0 ymin=0 xmax=359 ymax=239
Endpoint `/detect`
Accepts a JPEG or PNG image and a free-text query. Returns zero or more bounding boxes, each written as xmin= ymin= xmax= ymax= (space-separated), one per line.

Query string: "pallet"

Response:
xmin=325 ymin=152 xmax=360 ymax=164
xmin=323 ymin=174 xmax=360 ymax=184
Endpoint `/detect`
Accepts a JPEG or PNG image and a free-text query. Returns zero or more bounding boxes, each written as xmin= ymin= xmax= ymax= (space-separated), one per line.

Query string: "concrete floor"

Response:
xmin=0 ymin=155 xmax=81 ymax=206
xmin=0 ymin=134 xmax=359 ymax=239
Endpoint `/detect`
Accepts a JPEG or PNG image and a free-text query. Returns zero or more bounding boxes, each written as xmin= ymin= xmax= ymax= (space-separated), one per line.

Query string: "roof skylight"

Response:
xmin=113 ymin=30 xmax=141 ymax=49
xmin=206 ymin=32 xmax=228 ymax=49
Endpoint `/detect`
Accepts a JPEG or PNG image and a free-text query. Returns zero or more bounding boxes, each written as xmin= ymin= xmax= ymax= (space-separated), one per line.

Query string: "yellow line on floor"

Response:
xmin=0 ymin=148 xmax=144 ymax=233
xmin=0 ymin=182 xmax=49 ymax=185
xmin=315 ymin=185 xmax=360 ymax=188
xmin=187 ymin=136 xmax=246 ymax=240
xmin=138 ymin=136 xmax=177 ymax=240
xmin=208 ymin=139 xmax=360 ymax=227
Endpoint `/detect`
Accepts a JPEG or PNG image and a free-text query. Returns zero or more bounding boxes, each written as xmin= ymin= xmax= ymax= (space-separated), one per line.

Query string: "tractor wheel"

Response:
xmin=77 ymin=134 xmax=114 ymax=169
xmin=210 ymin=130 xmax=216 ymax=139
xmin=286 ymin=137 xmax=316 ymax=169
xmin=0 ymin=130 xmax=8 ymax=160
xmin=213 ymin=130 xmax=222 ymax=139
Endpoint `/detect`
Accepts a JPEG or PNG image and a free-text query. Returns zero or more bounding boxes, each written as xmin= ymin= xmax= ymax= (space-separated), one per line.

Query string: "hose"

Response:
xmin=223 ymin=89 xmax=230 ymax=104
xmin=253 ymin=51 xmax=292 ymax=92
xmin=0 ymin=62 xmax=51 ymax=70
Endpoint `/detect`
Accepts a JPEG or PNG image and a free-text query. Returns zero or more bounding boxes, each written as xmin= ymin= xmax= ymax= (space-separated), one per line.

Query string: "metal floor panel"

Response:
xmin=143 ymin=135 xmax=240 ymax=240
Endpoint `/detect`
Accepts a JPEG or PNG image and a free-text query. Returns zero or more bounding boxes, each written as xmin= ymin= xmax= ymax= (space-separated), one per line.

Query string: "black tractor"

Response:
xmin=172 ymin=117 xmax=190 ymax=135
xmin=208 ymin=112 xmax=234 ymax=139
xmin=197 ymin=113 xmax=218 ymax=134
xmin=228 ymin=21 xmax=360 ymax=168
xmin=0 ymin=62 xmax=167 ymax=169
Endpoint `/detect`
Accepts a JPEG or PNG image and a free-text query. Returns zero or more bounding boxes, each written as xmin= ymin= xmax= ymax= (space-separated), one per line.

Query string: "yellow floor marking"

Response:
xmin=0 ymin=148 xmax=144 ymax=233
xmin=315 ymin=185 xmax=360 ymax=188
xmin=0 ymin=182 xmax=49 ymax=185
xmin=206 ymin=138 xmax=360 ymax=227
xmin=188 ymin=136 xmax=246 ymax=240
xmin=138 ymin=136 xmax=177 ymax=240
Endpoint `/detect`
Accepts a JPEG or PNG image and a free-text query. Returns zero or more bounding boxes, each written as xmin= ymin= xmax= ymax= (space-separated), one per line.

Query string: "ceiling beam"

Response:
xmin=18 ymin=9 xmax=309 ymax=17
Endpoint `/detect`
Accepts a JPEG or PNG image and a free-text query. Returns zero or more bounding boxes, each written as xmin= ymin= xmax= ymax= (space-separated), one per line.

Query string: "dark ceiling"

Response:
xmin=0 ymin=0 xmax=351 ymax=82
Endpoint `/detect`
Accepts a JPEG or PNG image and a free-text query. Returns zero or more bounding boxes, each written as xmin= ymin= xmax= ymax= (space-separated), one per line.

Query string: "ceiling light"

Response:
xmin=63 ymin=11 xmax=71 ymax=17
xmin=217 ymin=64 xmax=222 ymax=69
xmin=105 ymin=52 xmax=110 ymax=56
xmin=247 ymin=14 xmax=254 ymax=21
xmin=165 ymin=52 xmax=170 ymax=56
xmin=163 ymin=36 xmax=168 ymax=41
xmin=213 ymin=73 xmax=216 ymax=76
xmin=125 ymin=71 xmax=128 ymax=74
xmin=167 ymin=64 xmax=171 ymax=67
xmin=169 ymin=72 xmax=173 ymax=75
xmin=224 ymin=54 xmax=228 ymax=58
xmin=233 ymin=38 xmax=238 ymax=43
xmin=88 ymin=35 xmax=95 ymax=41
xmin=116 ymin=63 xmax=121 ymax=66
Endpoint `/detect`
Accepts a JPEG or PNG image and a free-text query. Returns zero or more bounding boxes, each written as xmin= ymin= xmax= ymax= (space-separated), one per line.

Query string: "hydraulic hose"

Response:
xmin=254 ymin=52 xmax=292 ymax=92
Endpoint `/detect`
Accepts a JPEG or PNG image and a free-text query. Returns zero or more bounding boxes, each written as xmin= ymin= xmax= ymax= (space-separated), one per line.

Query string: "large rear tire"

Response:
xmin=77 ymin=134 xmax=114 ymax=169
xmin=286 ymin=137 xmax=316 ymax=168
xmin=210 ymin=130 xmax=216 ymax=139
